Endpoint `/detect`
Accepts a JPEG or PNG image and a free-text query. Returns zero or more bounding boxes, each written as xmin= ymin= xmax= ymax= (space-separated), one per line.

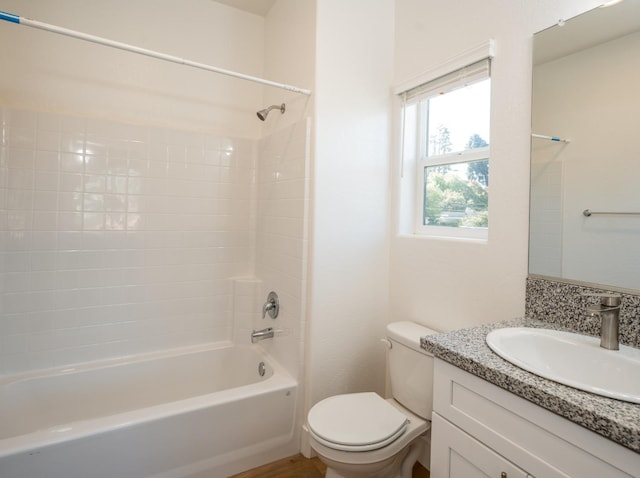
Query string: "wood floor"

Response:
xmin=230 ymin=453 xmax=430 ymax=478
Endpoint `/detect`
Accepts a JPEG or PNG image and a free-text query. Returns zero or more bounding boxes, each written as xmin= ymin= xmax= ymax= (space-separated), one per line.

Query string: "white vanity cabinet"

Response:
xmin=430 ymin=359 xmax=640 ymax=478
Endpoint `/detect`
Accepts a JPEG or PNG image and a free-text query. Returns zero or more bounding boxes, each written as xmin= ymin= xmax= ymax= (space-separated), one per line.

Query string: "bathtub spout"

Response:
xmin=251 ymin=327 xmax=274 ymax=343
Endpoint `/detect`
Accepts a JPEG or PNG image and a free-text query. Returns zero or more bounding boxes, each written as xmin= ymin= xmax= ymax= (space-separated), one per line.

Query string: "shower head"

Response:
xmin=257 ymin=103 xmax=286 ymax=121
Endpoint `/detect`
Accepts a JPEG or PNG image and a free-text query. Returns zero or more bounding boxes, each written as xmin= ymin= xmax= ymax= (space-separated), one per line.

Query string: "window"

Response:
xmin=399 ymin=58 xmax=491 ymax=239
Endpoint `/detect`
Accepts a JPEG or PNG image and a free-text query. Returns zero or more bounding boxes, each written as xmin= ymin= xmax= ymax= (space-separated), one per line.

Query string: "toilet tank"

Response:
xmin=386 ymin=321 xmax=438 ymax=420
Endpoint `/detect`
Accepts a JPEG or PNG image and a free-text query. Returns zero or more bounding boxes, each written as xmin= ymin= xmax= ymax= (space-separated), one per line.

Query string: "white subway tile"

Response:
xmin=35 ymin=150 xmax=60 ymax=170
xmin=57 ymin=212 xmax=83 ymax=231
xmin=84 ymin=176 xmax=106 ymax=194
xmin=60 ymin=132 xmax=85 ymax=155
xmin=82 ymin=212 xmax=105 ymax=230
xmin=83 ymin=194 xmax=105 ymax=212
xmin=3 ymin=273 xmax=30 ymax=293
xmin=84 ymin=135 xmax=109 ymax=157
xmin=59 ymin=173 xmax=84 ymax=192
xmin=0 ymin=108 xmax=280 ymax=374
xmin=33 ymin=191 xmax=58 ymax=211
xmin=7 ymin=128 xmax=36 ymax=150
xmin=7 ymin=190 xmax=33 ymax=211
xmin=84 ymin=155 xmax=107 ymax=174
xmin=8 ymin=168 xmax=34 ymax=190
xmin=31 ymin=231 xmax=58 ymax=250
xmin=34 ymin=171 xmax=59 ymax=191
xmin=36 ymin=130 xmax=61 ymax=152
xmin=4 ymin=251 xmax=30 ymax=272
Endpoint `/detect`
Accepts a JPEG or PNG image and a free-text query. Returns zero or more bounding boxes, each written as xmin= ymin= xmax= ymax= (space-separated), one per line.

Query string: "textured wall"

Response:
xmin=390 ymin=0 xmax=603 ymax=333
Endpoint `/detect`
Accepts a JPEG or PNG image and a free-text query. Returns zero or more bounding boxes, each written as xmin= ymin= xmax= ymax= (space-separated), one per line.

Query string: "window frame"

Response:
xmin=414 ymin=80 xmax=491 ymax=239
xmin=399 ymin=59 xmax=492 ymax=240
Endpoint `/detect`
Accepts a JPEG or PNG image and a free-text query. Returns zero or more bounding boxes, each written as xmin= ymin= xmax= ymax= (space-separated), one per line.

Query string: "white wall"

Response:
xmin=263 ymin=0 xmax=316 ymax=133
xmin=390 ymin=0 xmax=603 ymax=333
xmin=306 ymin=0 xmax=395 ymax=407
xmin=531 ymin=31 xmax=640 ymax=290
xmin=0 ymin=0 xmax=264 ymax=138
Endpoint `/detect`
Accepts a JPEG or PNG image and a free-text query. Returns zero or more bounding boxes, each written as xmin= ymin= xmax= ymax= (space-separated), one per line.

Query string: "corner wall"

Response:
xmin=306 ymin=0 xmax=395 ymax=408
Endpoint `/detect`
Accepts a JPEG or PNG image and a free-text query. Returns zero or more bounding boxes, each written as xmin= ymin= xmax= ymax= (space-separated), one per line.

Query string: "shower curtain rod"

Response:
xmin=531 ymin=133 xmax=570 ymax=143
xmin=0 ymin=10 xmax=312 ymax=96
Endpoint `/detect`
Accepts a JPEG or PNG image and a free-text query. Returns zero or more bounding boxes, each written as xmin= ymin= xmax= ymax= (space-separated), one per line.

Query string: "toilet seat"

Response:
xmin=307 ymin=392 xmax=410 ymax=452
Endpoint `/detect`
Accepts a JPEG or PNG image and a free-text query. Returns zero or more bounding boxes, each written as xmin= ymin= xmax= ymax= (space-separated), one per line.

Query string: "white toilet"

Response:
xmin=306 ymin=321 xmax=437 ymax=478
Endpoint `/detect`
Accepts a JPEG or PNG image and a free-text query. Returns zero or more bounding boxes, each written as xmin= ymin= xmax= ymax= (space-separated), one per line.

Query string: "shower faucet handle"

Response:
xmin=262 ymin=291 xmax=279 ymax=319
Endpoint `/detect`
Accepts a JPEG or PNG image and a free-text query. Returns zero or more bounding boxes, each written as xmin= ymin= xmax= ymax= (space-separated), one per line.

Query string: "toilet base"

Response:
xmin=320 ymin=438 xmax=423 ymax=478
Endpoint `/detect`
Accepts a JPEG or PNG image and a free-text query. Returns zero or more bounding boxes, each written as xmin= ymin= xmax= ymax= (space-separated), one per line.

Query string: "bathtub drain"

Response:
xmin=258 ymin=361 xmax=266 ymax=377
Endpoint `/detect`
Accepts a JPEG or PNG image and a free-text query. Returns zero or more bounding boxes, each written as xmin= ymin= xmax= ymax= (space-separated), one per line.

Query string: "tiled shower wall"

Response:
xmin=0 ymin=107 xmax=256 ymax=375
xmin=255 ymin=119 xmax=310 ymax=376
xmin=230 ymin=118 xmax=311 ymax=378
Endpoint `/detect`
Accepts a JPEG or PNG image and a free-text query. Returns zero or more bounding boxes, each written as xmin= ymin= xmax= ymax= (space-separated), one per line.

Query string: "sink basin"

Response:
xmin=486 ymin=327 xmax=640 ymax=404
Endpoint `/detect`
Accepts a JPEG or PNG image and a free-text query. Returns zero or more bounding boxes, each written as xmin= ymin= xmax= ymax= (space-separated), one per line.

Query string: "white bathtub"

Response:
xmin=0 ymin=343 xmax=298 ymax=478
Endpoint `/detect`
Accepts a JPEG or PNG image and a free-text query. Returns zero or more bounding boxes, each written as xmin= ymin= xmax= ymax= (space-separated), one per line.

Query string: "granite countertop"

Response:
xmin=421 ymin=317 xmax=640 ymax=453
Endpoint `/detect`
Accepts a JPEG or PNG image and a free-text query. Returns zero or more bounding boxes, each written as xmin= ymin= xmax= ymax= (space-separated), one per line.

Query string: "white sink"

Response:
xmin=486 ymin=327 xmax=640 ymax=404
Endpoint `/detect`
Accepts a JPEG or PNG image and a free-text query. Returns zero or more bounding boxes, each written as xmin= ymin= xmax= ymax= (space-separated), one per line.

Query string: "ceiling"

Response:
xmin=534 ymin=1 xmax=640 ymax=64
xmin=213 ymin=0 xmax=276 ymax=17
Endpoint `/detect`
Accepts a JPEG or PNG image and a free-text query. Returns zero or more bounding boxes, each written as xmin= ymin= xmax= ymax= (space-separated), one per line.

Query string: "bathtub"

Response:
xmin=0 ymin=342 xmax=298 ymax=478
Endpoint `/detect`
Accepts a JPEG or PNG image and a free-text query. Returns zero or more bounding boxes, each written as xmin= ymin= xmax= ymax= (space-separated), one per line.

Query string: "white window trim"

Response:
xmin=396 ymin=40 xmax=494 ymax=241
xmin=410 ymin=74 xmax=491 ymax=240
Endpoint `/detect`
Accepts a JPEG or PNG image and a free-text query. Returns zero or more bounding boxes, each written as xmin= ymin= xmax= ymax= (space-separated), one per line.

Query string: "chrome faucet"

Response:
xmin=251 ymin=327 xmax=274 ymax=343
xmin=262 ymin=291 xmax=279 ymax=319
xmin=585 ymin=293 xmax=622 ymax=350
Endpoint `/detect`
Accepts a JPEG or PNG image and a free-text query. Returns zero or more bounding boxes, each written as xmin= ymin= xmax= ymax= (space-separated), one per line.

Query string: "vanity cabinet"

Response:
xmin=430 ymin=359 xmax=640 ymax=478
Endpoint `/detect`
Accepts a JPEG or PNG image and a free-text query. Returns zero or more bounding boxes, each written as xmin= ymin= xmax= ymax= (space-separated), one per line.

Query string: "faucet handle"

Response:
xmin=262 ymin=291 xmax=280 ymax=319
xmin=581 ymin=292 xmax=621 ymax=307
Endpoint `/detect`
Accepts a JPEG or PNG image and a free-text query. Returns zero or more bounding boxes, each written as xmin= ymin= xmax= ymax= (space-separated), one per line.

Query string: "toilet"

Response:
xmin=306 ymin=321 xmax=437 ymax=478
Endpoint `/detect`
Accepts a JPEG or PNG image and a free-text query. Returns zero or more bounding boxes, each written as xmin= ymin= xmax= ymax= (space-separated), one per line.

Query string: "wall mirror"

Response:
xmin=529 ymin=0 xmax=640 ymax=291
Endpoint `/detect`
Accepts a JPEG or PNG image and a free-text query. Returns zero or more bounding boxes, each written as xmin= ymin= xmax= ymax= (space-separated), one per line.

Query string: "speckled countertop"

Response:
xmin=421 ymin=317 xmax=640 ymax=453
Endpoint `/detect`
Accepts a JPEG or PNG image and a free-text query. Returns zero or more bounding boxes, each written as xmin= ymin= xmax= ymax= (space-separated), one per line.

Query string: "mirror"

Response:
xmin=529 ymin=0 xmax=640 ymax=291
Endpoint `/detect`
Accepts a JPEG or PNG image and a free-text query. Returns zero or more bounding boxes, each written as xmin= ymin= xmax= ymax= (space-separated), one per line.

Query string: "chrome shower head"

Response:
xmin=257 ymin=103 xmax=286 ymax=121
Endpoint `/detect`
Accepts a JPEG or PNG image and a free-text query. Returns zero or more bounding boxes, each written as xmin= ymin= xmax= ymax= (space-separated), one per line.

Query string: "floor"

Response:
xmin=230 ymin=454 xmax=430 ymax=478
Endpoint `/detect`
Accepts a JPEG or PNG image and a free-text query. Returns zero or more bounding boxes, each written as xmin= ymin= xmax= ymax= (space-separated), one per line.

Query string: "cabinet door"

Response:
xmin=431 ymin=413 xmax=530 ymax=478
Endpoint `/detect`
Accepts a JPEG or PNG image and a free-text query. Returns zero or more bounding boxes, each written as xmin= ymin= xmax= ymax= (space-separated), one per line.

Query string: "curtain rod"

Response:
xmin=0 ymin=10 xmax=312 ymax=96
xmin=531 ymin=133 xmax=570 ymax=143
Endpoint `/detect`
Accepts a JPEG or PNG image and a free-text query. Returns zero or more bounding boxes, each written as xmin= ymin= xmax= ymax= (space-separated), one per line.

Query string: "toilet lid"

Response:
xmin=307 ymin=392 xmax=409 ymax=451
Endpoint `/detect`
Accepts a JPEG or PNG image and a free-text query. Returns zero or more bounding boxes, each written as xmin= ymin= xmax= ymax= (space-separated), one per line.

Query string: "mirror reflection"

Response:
xmin=529 ymin=0 xmax=640 ymax=291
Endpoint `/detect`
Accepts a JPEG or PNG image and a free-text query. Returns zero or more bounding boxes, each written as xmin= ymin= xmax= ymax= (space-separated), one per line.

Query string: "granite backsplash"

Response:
xmin=525 ymin=276 xmax=640 ymax=348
